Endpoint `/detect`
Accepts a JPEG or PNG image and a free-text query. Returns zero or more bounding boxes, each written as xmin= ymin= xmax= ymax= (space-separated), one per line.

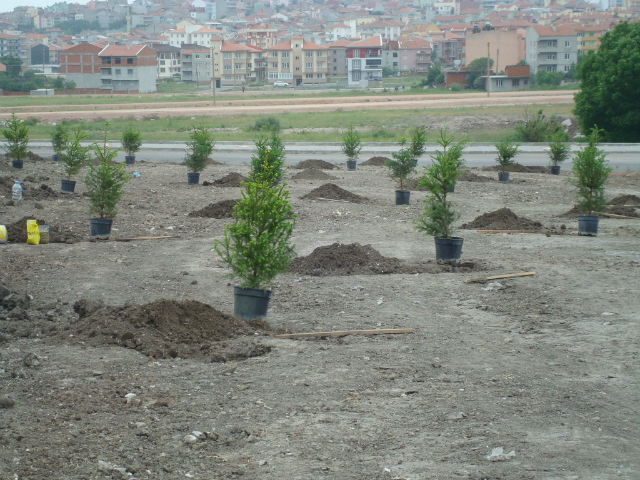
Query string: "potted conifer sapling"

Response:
xmin=568 ymin=127 xmax=611 ymax=236
xmin=251 ymin=129 xmax=286 ymax=185
xmin=547 ymin=136 xmax=570 ymax=175
xmin=2 ymin=113 xmax=29 ymax=169
xmin=495 ymin=139 xmax=520 ymax=182
xmin=121 ymin=123 xmax=142 ymax=165
xmin=386 ymin=139 xmax=416 ymax=205
xmin=184 ymin=124 xmax=215 ymax=185
xmin=59 ymin=123 xmax=91 ymax=193
xmin=50 ymin=120 xmax=69 ymax=162
xmin=414 ymin=128 xmax=465 ymax=263
xmin=341 ymin=125 xmax=362 ymax=171
xmin=84 ymin=122 xmax=130 ymax=238
xmin=213 ymin=162 xmax=296 ymax=319
xmin=409 ymin=125 xmax=428 ymax=167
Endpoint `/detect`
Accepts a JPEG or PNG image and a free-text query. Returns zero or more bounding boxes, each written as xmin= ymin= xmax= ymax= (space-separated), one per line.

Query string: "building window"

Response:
xmin=115 ymin=68 xmax=121 ymax=74
xmin=235 ymin=64 xmax=241 ymax=69
xmin=225 ymin=74 xmax=231 ymax=80
xmin=565 ymin=40 xmax=570 ymax=47
xmin=496 ymin=79 xmax=503 ymax=86
xmin=206 ymin=54 xmax=210 ymax=58
xmin=547 ymin=53 xmax=556 ymax=60
xmin=295 ymin=43 xmax=300 ymax=48
xmin=403 ymin=55 xmax=408 ymax=60
xmin=565 ymin=53 xmax=570 ymax=59
xmin=305 ymin=51 xmax=313 ymax=57
xmin=160 ymin=60 xmax=165 ymax=65
xmin=160 ymin=68 xmax=165 ymax=73
xmin=564 ymin=65 xmax=570 ymax=71
xmin=235 ymin=53 xmax=241 ymax=59
xmin=317 ymin=52 xmax=323 ymax=57
xmin=512 ymin=79 xmax=519 ymax=86
xmin=224 ymin=64 xmax=231 ymax=70
xmin=524 ymin=79 xmax=528 ymax=85
xmin=393 ymin=52 xmax=398 ymax=57
xmin=317 ymin=73 xmax=322 ymax=78
xmin=223 ymin=53 xmax=231 ymax=59
xmin=127 ymin=58 xmax=133 ymax=64
xmin=272 ymin=62 xmax=278 ymax=68
xmin=317 ymin=62 xmax=323 ymax=68
xmin=306 ymin=73 xmax=313 ymax=78
xmin=115 ymin=58 xmax=121 ymax=64
xmin=353 ymin=49 xmax=360 ymax=57
xmin=236 ymin=75 xmax=242 ymax=79
xmin=352 ymin=71 xmax=361 ymax=80
xmin=403 ymin=64 xmax=408 ymax=69
xmin=333 ymin=50 xmax=337 ymax=54
xmin=195 ymin=54 xmax=200 ymax=59
xmin=352 ymin=59 xmax=361 ymax=69
xmin=128 ymin=69 xmax=133 ymax=75
xmin=548 ymin=40 xmax=557 ymax=48
xmin=282 ymin=52 xmax=289 ymax=58
xmin=282 ymin=62 xmax=289 ymax=68
xmin=546 ymin=65 xmax=556 ymax=72
xmin=334 ymin=66 xmax=337 ymax=71
xmin=393 ymin=62 xmax=398 ymax=67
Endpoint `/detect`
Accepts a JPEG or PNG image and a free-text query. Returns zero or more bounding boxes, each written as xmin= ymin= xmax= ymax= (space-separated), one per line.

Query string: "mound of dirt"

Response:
xmin=293 ymin=159 xmax=338 ymax=170
xmin=27 ymin=151 xmax=48 ymax=162
xmin=607 ymin=205 xmax=640 ymax=217
xmin=289 ymin=243 xmax=482 ymax=276
xmin=481 ymin=164 xmax=549 ymax=173
xmin=205 ymin=172 xmax=247 ymax=188
xmin=63 ymin=299 xmax=271 ymax=361
xmin=361 ymin=156 xmax=391 ymax=166
xmin=291 ymin=169 xmax=338 ymax=180
xmin=608 ymin=194 xmax=640 ymax=206
xmin=458 ymin=170 xmax=494 ymax=182
xmin=189 ymin=199 xmax=238 ymax=218
xmin=301 ymin=183 xmax=368 ymax=203
xmin=5 ymin=216 xmax=84 ymax=244
xmin=461 ymin=208 xmax=544 ymax=231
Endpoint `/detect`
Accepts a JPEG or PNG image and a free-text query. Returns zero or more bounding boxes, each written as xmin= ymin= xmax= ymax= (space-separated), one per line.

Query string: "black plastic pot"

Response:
xmin=89 ymin=218 xmax=113 ymax=239
xmin=125 ymin=155 xmax=135 ymax=165
xmin=498 ymin=171 xmax=510 ymax=182
xmin=12 ymin=160 xmax=23 ymax=169
xmin=434 ymin=237 xmax=464 ymax=263
xmin=550 ymin=165 xmax=561 ymax=175
xmin=578 ymin=215 xmax=599 ymax=236
xmin=346 ymin=160 xmax=357 ymax=171
xmin=233 ymin=286 xmax=272 ymax=319
xmin=187 ymin=172 xmax=200 ymax=185
xmin=395 ymin=189 xmax=411 ymax=205
xmin=448 ymin=182 xmax=456 ymax=193
xmin=411 ymin=159 xmax=418 ymax=167
xmin=61 ymin=179 xmax=76 ymax=193
xmin=52 ymin=154 xmax=59 ymax=162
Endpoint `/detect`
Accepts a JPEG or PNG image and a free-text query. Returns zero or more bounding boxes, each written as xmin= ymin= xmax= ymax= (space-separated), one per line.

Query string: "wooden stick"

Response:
xmin=272 ymin=328 xmax=414 ymax=339
xmin=467 ymin=271 xmax=536 ymax=284
xmin=314 ymin=197 xmax=354 ymax=203
xmin=477 ymin=230 xmax=538 ymax=234
xmin=115 ymin=235 xmax=181 ymax=242
xmin=600 ymin=213 xmax=637 ymax=219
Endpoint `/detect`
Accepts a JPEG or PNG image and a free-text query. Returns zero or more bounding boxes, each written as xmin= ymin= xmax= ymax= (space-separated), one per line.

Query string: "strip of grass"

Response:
xmin=24 ymin=104 xmax=572 ymax=143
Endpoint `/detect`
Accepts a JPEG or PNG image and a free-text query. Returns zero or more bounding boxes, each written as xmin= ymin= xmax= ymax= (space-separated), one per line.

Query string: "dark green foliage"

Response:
xmin=466 ymin=57 xmax=494 ymax=73
xmin=414 ymin=128 xmax=464 ymax=239
xmin=516 ymin=60 xmax=528 ymax=66
xmin=183 ymin=125 xmax=215 ymax=173
xmin=535 ymin=70 xmax=563 ymax=86
xmin=382 ymin=66 xmax=399 ymax=77
xmin=419 ymin=61 xmax=444 ymax=87
xmin=50 ymin=120 xmax=69 ymax=155
xmin=568 ymin=127 xmax=611 ymax=215
xmin=213 ymin=164 xmax=296 ymax=290
xmin=0 ymin=56 xmax=75 ymax=91
xmin=386 ymin=140 xmax=415 ymax=191
xmin=409 ymin=125 xmax=428 ymax=162
xmin=85 ymin=123 xmax=130 ymax=219
xmin=465 ymin=73 xmax=479 ymax=88
xmin=495 ymin=139 xmax=520 ymax=172
xmin=0 ymin=55 xmax=22 ymax=76
xmin=251 ymin=129 xmax=286 ymax=186
xmin=250 ymin=116 xmax=281 ymax=132
xmin=574 ymin=21 xmax=640 ymax=142
xmin=341 ymin=125 xmax=362 ymax=162
xmin=121 ymin=123 xmax=143 ymax=156
xmin=60 ymin=124 xmax=91 ymax=180
xmin=450 ymin=83 xmax=462 ymax=91
xmin=1 ymin=113 xmax=29 ymax=164
xmin=53 ymin=19 xmax=101 ymax=35
xmin=473 ymin=76 xmax=485 ymax=90
xmin=547 ymin=137 xmax=571 ymax=167
xmin=515 ymin=109 xmax=568 ymax=142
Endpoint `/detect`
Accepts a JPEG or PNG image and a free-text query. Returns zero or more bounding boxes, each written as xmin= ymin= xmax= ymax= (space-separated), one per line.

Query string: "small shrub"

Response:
xmin=121 ymin=123 xmax=143 ymax=157
xmin=1 ymin=113 xmax=29 ymax=164
xmin=251 ymin=129 xmax=285 ymax=186
xmin=450 ymin=83 xmax=462 ymax=91
xmin=547 ymin=136 xmax=571 ymax=167
xmin=495 ymin=140 xmax=520 ymax=172
xmin=60 ymin=123 xmax=91 ymax=180
xmin=183 ymin=124 xmax=215 ymax=173
xmin=515 ymin=109 xmax=568 ymax=142
xmin=24 ymin=117 xmax=39 ymax=127
xmin=569 ymin=126 xmax=611 ymax=215
xmin=250 ymin=116 xmax=281 ymax=132
xmin=50 ymin=120 xmax=70 ymax=155
xmin=341 ymin=125 xmax=362 ymax=163
xmin=386 ymin=139 xmax=415 ymax=190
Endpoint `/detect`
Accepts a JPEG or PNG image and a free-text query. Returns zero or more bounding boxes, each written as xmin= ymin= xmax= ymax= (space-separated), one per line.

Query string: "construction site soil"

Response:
xmin=1 ymin=155 xmax=639 ymax=480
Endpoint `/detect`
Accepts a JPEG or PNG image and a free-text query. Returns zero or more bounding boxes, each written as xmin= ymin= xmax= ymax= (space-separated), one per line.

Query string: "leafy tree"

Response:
xmin=466 ymin=57 xmax=493 ymax=73
xmin=382 ymin=66 xmax=399 ymax=77
xmin=251 ymin=129 xmax=286 ymax=185
xmin=108 ymin=18 xmax=127 ymax=30
xmin=121 ymin=123 xmax=143 ymax=157
xmin=473 ymin=76 xmax=485 ymax=90
xmin=536 ymin=70 xmax=563 ymax=86
xmin=466 ymin=73 xmax=479 ymax=88
xmin=409 ymin=125 xmax=427 ymax=163
xmin=0 ymin=55 xmax=22 ymax=76
xmin=568 ymin=127 xmax=611 ymax=215
xmin=516 ymin=60 xmax=528 ymax=66
xmin=574 ymin=21 xmax=640 ymax=142
xmin=213 ymin=163 xmax=296 ymax=290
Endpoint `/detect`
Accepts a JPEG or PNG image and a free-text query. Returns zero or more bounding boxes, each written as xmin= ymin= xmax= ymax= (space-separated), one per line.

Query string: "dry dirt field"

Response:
xmin=1 ymin=153 xmax=639 ymax=480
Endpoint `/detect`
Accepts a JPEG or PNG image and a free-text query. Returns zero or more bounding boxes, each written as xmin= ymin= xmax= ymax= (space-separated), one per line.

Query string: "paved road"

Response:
xmin=23 ymin=142 xmax=640 ymax=172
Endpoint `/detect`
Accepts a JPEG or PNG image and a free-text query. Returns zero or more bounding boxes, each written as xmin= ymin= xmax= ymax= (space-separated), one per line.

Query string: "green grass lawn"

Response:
xmin=25 ymin=104 xmax=573 ymax=143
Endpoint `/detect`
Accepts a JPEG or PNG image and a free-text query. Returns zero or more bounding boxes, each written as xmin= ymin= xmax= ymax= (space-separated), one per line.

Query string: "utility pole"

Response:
xmin=210 ymin=44 xmax=216 ymax=106
xmin=497 ymin=49 xmax=500 ymax=74
xmin=487 ymin=42 xmax=490 ymax=97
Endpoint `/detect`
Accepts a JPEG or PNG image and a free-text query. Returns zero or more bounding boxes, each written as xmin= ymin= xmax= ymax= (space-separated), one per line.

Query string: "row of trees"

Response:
xmin=0 ymin=55 xmax=76 ymax=92
xmin=19 ymin=18 xmax=129 ymax=35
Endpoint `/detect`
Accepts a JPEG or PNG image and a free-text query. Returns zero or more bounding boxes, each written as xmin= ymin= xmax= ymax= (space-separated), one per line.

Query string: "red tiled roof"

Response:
xmin=531 ymin=25 xmax=576 ymax=36
xmin=346 ymin=35 xmax=384 ymax=48
xmin=99 ymin=45 xmax=154 ymax=56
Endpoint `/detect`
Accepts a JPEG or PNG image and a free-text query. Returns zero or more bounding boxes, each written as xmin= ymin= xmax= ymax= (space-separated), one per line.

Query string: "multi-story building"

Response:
xmin=244 ymin=25 xmax=278 ymax=49
xmin=574 ymin=25 xmax=607 ymax=53
xmin=430 ymin=30 xmax=464 ymax=67
xmin=265 ymin=36 xmax=328 ymax=86
xmin=325 ymin=23 xmax=356 ymax=42
xmin=98 ymin=45 xmax=157 ymax=93
xmin=356 ymin=20 xmax=403 ymax=41
xmin=346 ymin=35 xmax=383 ymax=87
xmin=245 ymin=44 xmax=267 ymax=83
xmin=525 ymin=25 xmax=577 ymax=75
xmin=383 ymin=35 xmax=432 ymax=74
xmin=151 ymin=43 xmax=181 ymax=79
xmin=180 ymin=45 xmax=211 ymax=84
xmin=326 ymin=39 xmax=349 ymax=76
xmin=464 ymin=29 xmax=525 ymax=71
xmin=59 ymin=42 xmax=103 ymax=89
xmin=210 ymin=39 xmax=254 ymax=86
xmin=0 ymin=33 xmax=22 ymax=60
xmin=167 ymin=24 xmax=223 ymax=48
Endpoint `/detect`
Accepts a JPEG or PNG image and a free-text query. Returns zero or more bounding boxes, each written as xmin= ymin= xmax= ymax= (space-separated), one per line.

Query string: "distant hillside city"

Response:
xmin=0 ymin=0 xmax=637 ymax=94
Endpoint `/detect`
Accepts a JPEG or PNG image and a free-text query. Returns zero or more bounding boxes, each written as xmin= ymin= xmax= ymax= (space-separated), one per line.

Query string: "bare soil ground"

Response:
xmin=1 ymin=155 xmax=639 ymax=480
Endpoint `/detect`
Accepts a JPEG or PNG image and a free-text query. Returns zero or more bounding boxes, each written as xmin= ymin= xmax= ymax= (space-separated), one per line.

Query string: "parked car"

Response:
xmin=273 ymin=81 xmax=289 ymax=87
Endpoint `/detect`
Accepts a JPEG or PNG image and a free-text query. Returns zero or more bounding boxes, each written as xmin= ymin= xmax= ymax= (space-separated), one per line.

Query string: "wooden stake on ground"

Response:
xmin=272 ymin=328 xmax=414 ymax=339
xmin=477 ymin=230 xmax=538 ymax=234
xmin=467 ymin=271 xmax=536 ymax=284
xmin=315 ymin=197 xmax=353 ymax=203
xmin=600 ymin=213 xmax=637 ymax=220
xmin=115 ymin=235 xmax=181 ymax=242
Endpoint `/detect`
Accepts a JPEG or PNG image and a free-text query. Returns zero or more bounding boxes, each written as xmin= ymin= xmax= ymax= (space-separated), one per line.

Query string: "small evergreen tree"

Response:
xmin=386 ymin=140 xmax=415 ymax=191
xmin=547 ymin=136 xmax=571 ymax=167
xmin=495 ymin=139 xmax=520 ymax=172
xmin=2 ymin=113 xmax=29 ymax=164
xmin=409 ymin=125 xmax=427 ymax=163
xmin=251 ymin=129 xmax=286 ymax=185
xmin=60 ymin=123 xmax=91 ymax=180
xmin=341 ymin=125 xmax=362 ymax=163
xmin=183 ymin=124 xmax=215 ymax=173
xmin=569 ymin=127 xmax=611 ymax=215
xmin=121 ymin=123 xmax=143 ymax=157
xmin=50 ymin=120 xmax=69 ymax=156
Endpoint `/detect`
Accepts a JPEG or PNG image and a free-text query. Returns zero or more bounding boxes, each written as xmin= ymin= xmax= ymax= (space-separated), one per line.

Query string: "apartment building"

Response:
xmin=574 ymin=25 xmax=607 ymax=53
xmin=244 ymin=25 xmax=278 ymax=49
xmin=167 ymin=24 xmax=223 ymax=48
xmin=59 ymin=42 xmax=103 ymax=89
xmin=383 ymin=35 xmax=432 ymax=74
xmin=0 ymin=33 xmax=22 ymax=59
xmin=346 ymin=35 xmax=383 ymax=87
xmin=356 ymin=20 xmax=403 ymax=41
xmin=98 ymin=45 xmax=157 ymax=93
xmin=210 ymin=39 xmax=255 ymax=87
xmin=265 ymin=36 xmax=328 ymax=86
xmin=326 ymin=39 xmax=349 ymax=76
xmin=151 ymin=44 xmax=181 ymax=79
xmin=180 ymin=45 xmax=211 ymax=84
xmin=245 ymin=44 xmax=267 ymax=83
xmin=430 ymin=31 xmax=464 ymax=67
xmin=525 ymin=25 xmax=577 ymax=75
xmin=465 ymin=29 xmax=525 ymax=71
